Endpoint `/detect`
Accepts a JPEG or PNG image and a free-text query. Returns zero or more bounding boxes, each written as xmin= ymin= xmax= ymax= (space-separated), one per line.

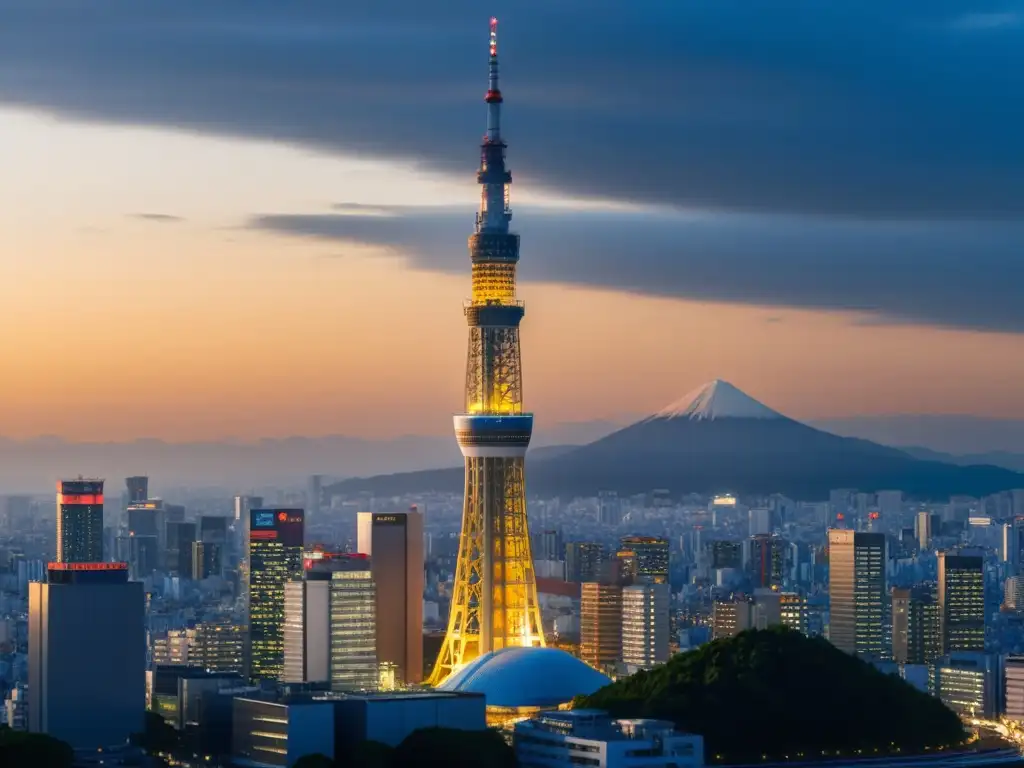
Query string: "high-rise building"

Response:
xmin=55 ymin=478 xmax=104 ymax=563
xmin=938 ymin=551 xmax=985 ymax=653
xmin=190 ymin=622 xmax=246 ymax=675
xmin=29 ymin=562 xmax=145 ymax=749
xmin=1006 ymin=656 xmax=1024 ymax=724
xmin=200 ymin=515 xmax=229 ymax=544
xmin=533 ymin=529 xmax=564 ymax=563
xmin=166 ymin=521 xmax=197 ymax=577
xmin=284 ymin=554 xmax=378 ymax=691
xmin=307 ymin=475 xmax=323 ymax=520
xmin=891 ymin=584 xmax=941 ymax=665
xmin=748 ymin=508 xmax=772 ymax=537
xmin=247 ymin=509 xmax=304 ymax=682
xmin=598 ymin=491 xmax=622 ymax=526
xmin=620 ymin=536 xmax=669 ymax=584
xmin=566 ymin=542 xmax=605 ymax=583
xmin=580 ymin=583 xmax=622 ymax=671
xmin=710 ymin=541 xmax=743 ymax=570
xmin=827 ymin=529 xmax=885 ymax=659
xmin=621 ymin=582 xmax=670 ymax=670
xmin=752 ymin=590 xmax=809 ymax=634
xmin=1006 ymin=576 xmax=1024 ymax=611
xmin=748 ymin=534 xmax=786 ymax=589
xmin=235 ymin=495 xmax=264 ymax=587
xmin=192 ymin=541 xmax=224 ymax=580
xmin=356 ymin=510 xmax=424 ymax=684
xmin=916 ymin=511 xmax=933 ymax=551
xmin=429 ymin=20 xmax=544 ymax=685
xmin=125 ymin=476 xmax=148 ymax=505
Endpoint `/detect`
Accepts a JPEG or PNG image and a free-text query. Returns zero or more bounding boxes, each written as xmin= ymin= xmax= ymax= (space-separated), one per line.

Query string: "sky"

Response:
xmin=2 ymin=0 xmax=1024 ymax=442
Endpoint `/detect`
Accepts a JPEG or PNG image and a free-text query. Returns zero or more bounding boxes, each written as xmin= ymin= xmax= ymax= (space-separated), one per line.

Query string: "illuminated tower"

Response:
xmin=428 ymin=18 xmax=544 ymax=684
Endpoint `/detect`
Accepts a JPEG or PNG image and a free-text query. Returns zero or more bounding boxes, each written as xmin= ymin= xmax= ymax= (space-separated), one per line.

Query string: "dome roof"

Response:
xmin=438 ymin=646 xmax=611 ymax=708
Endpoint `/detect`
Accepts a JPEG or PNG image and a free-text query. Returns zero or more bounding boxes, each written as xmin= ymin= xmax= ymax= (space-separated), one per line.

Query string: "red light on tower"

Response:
xmin=869 ymin=511 xmax=880 ymax=520
xmin=278 ymin=511 xmax=288 ymax=522
xmin=836 ymin=513 xmax=845 ymax=521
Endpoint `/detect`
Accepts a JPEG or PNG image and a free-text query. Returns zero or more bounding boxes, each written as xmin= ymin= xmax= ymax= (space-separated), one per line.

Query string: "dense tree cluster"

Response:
xmin=296 ymin=727 xmax=516 ymax=768
xmin=0 ymin=726 xmax=74 ymax=768
xmin=577 ymin=626 xmax=966 ymax=764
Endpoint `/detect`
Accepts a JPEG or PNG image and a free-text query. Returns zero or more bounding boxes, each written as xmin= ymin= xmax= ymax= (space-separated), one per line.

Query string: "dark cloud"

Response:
xmin=249 ymin=205 xmax=1024 ymax=334
xmin=1 ymin=0 xmax=1023 ymax=218
xmin=130 ymin=213 xmax=184 ymax=223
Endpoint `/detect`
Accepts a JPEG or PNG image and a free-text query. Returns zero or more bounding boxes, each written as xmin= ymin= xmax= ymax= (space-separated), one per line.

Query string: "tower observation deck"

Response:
xmin=427 ymin=18 xmax=545 ymax=685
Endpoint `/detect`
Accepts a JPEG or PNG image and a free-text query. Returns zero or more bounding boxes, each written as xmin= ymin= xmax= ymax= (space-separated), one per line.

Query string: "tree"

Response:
xmin=131 ymin=711 xmax=181 ymax=756
xmin=0 ymin=726 xmax=74 ymax=768
xmin=391 ymin=728 xmax=516 ymax=768
xmin=294 ymin=753 xmax=336 ymax=768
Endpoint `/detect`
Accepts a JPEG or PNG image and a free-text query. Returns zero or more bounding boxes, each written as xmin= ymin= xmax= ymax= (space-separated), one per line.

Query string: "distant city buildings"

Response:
xmin=580 ymin=583 xmax=622 ymax=671
xmin=619 ymin=536 xmax=669 ymax=585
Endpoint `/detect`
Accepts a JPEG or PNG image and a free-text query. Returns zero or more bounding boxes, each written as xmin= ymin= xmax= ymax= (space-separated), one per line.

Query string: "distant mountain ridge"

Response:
xmin=329 ymin=381 xmax=1024 ymax=500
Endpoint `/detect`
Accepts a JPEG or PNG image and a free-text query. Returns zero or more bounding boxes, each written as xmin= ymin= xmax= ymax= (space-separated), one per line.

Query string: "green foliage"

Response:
xmin=577 ymin=626 xmax=966 ymax=764
xmin=349 ymin=740 xmax=395 ymax=768
xmin=294 ymin=753 xmax=336 ymax=768
xmin=391 ymin=727 xmax=516 ymax=768
xmin=0 ymin=725 xmax=74 ymax=768
xmin=131 ymin=711 xmax=182 ymax=755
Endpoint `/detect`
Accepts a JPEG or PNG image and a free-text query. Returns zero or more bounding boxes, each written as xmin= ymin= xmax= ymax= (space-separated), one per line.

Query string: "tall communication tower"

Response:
xmin=427 ymin=18 xmax=545 ymax=685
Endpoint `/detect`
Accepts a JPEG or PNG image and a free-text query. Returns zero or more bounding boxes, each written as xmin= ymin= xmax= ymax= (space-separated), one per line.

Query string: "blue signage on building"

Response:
xmin=252 ymin=511 xmax=275 ymax=528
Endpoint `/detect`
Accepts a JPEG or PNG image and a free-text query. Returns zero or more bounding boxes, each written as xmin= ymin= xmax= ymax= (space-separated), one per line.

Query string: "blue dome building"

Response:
xmin=438 ymin=647 xmax=611 ymax=724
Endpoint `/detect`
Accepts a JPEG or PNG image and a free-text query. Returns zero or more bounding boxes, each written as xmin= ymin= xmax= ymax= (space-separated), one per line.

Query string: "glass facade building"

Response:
xmin=620 ymin=536 xmax=670 ymax=585
xmin=580 ymin=583 xmax=622 ymax=670
xmin=56 ymin=478 xmax=104 ymax=563
xmin=247 ymin=508 xmax=304 ymax=682
xmin=938 ymin=551 xmax=985 ymax=653
xmin=827 ymin=529 xmax=885 ymax=659
xmin=621 ymin=582 xmax=669 ymax=670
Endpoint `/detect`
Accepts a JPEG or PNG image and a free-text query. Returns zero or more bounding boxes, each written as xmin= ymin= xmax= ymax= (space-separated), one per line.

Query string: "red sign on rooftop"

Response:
xmin=48 ymin=562 xmax=128 ymax=571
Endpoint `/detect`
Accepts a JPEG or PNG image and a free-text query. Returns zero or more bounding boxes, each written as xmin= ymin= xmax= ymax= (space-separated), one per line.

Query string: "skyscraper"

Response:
xmin=55 ymin=478 xmax=104 ymax=563
xmin=620 ymin=536 xmax=670 ymax=584
xmin=247 ymin=508 xmax=304 ymax=682
xmin=891 ymin=584 xmax=941 ymax=665
xmin=356 ymin=510 xmax=424 ymax=684
xmin=284 ymin=554 xmax=378 ymax=691
xmin=307 ymin=475 xmax=323 ymax=520
xmin=125 ymin=476 xmax=148 ymax=505
xmin=566 ymin=542 xmax=605 ymax=583
xmin=166 ymin=521 xmax=197 ymax=577
xmin=938 ymin=551 xmax=985 ymax=653
xmin=429 ymin=19 xmax=544 ymax=684
xmin=580 ymin=583 xmax=622 ymax=671
xmin=748 ymin=534 xmax=786 ymax=589
xmin=827 ymin=529 xmax=885 ymax=659
xmin=29 ymin=562 xmax=145 ymax=749
xmin=621 ymin=582 xmax=670 ymax=670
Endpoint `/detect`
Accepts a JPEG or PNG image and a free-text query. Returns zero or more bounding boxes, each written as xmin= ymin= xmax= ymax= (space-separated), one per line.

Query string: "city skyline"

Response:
xmin=3 ymin=1 xmax=1024 ymax=443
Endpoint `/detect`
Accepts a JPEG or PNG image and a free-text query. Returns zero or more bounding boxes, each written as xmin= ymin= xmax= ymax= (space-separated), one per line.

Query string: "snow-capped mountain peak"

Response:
xmin=652 ymin=380 xmax=783 ymax=421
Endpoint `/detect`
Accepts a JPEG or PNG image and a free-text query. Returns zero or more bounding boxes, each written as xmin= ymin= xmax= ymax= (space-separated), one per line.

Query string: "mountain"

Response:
xmin=901 ymin=446 xmax=1024 ymax=473
xmin=329 ymin=380 xmax=1024 ymax=500
xmin=812 ymin=414 xmax=1024 ymax=455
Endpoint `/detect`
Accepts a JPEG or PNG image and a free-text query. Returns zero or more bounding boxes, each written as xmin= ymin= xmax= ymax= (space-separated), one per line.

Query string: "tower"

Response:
xmin=56 ymin=478 xmax=105 ymax=564
xmin=428 ymin=18 xmax=544 ymax=684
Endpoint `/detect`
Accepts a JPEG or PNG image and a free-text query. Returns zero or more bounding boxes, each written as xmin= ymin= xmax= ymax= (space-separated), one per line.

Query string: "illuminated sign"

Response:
xmin=250 ymin=530 xmax=278 ymax=541
xmin=48 ymin=562 xmax=128 ymax=571
xmin=58 ymin=494 xmax=103 ymax=505
xmin=373 ymin=514 xmax=404 ymax=525
xmin=868 ymin=512 xmax=880 ymax=520
xmin=252 ymin=511 xmax=275 ymax=529
xmin=712 ymin=495 xmax=737 ymax=506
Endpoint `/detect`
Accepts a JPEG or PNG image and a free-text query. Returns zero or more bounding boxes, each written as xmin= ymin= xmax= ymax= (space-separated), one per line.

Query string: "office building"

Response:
xmin=166 ymin=521 xmax=197 ymax=577
xmin=1006 ymin=576 xmax=1024 ymax=611
xmin=748 ymin=534 xmax=786 ymax=589
xmin=827 ymin=530 xmax=885 ymax=658
xmin=533 ymin=529 xmax=565 ymax=563
xmin=233 ymin=691 xmax=486 ymax=768
xmin=284 ymin=553 xmax=377 ymax=692
xmin=200 ymin=515 xmax=229 ymax=544
xmin=190 ymin=622 xmax=246 ymax=675
xmin=1006 ymin=657 xmax=1024 ymax=723
xmin=748 ymin=508 xmax=772 ymax=537
xmin=55 ymin=478 xmax=104 ymax=563
xmin=566 ymin=542 xmax=605 ymax=583
xmin=620 ymin=536 xmax=669 ymax=584
xmin=153 ymin=630 xmax=191 ymax=665
xmin=247 ymin=509 xmax=304 ymax=682
xmin=712 ymin=598 xmax=753 ymax=639
xmin=514 ymin=710 xmax=704 ymax=768
xmin=29 ymin=563 xmax=145 ymax=749
xmin=127 ymin=499 xmax=165 ymax=578
xmin=938 ymin=551 xmax=985 ymax=653
xmin=752 ymin=590 xmax=808 ymax=634
xmin=307 ymin=475 xmax=323 ymax=520
xmin=710 ymin=540 xmax=743 ymax=570
xmin=580 ymin=583 xmax=622 ymax=670
xmin=621 ymin=582 xmax=669 ymax=671
xmin=192 ymin=541 xmax=224 ymax=580
xmin=891 ymin=584 xmax=942 ymax=665
xmin=125 ymin=476 xmax=148 ymax=505
xmin=932 ymin=652 xmax=1001 ymax=718
xmin=356 ymin=509 xmax=425 ymax=684
xmin=598 ymin=492 xmax=622 ymax=526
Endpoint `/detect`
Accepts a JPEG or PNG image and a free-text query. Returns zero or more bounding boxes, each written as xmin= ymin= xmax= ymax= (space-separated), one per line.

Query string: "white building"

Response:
xmin=515 ymin=710 xmax=703 ymax=768
xmin=621 ymin=583 xmax=669 ymax=671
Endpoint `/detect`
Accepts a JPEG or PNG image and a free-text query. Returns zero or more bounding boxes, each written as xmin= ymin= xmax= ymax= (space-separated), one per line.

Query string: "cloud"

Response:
xmin=1 ymin=0 xmax=1023 ymax=218
xmin=130 ymin=213 xmax=184 ymax=223
xmin=249 ymin=204 xmax=1024 ymax=334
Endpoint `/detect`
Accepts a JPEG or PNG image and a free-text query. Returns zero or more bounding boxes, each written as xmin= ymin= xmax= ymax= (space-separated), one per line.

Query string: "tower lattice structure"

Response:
xmin=427 ymin=18 xmax=545 ymax=685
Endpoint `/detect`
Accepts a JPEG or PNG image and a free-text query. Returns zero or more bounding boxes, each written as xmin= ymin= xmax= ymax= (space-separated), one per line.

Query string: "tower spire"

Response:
xmin=427 ymin=19 xmax=544 ymax=685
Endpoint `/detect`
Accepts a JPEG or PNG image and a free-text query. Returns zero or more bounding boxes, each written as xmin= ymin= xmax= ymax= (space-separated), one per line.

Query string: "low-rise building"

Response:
xmin=515 ymin=710 xmax=704 ymax=768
